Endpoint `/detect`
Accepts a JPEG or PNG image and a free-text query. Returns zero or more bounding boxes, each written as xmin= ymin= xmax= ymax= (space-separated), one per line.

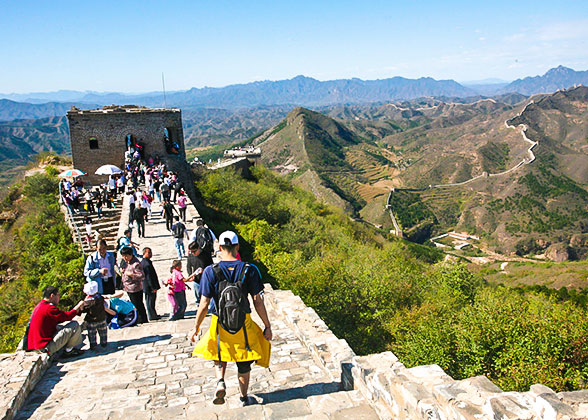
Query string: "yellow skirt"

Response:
xmin=192 ymin=314 xmax=271 ymax=368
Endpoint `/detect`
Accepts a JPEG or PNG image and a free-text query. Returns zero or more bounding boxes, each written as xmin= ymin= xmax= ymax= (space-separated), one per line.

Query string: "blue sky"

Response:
xmin=1 ymin=0 xmax=587 ymax=93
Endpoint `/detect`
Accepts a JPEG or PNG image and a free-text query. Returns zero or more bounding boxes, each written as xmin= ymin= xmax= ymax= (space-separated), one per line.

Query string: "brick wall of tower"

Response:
xmin=67 ymin=107 xmax=196 ymax=201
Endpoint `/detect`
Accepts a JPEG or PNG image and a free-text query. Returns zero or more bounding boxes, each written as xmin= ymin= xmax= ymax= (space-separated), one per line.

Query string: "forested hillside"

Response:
xmin=194 ymin=165 xmax=588 ymax=392
xmin=255 ymin=86 xmax=588 ymax=258
xmin=0 ymin=164 xmax=84 ymax=352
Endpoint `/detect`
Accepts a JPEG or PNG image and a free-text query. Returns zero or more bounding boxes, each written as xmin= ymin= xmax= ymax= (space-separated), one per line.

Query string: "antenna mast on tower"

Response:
xmin=162 ymin=72 xmax=167 ymax=109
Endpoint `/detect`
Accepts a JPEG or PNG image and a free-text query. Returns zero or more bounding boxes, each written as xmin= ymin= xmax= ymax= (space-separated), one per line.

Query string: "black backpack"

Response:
xmin=196 ymin=227 xmax=214 ymax=254
xmin=213 ymin=263 xmax=251 ymax=361
xmin=172 ymin=223 xmax=185 ymax=239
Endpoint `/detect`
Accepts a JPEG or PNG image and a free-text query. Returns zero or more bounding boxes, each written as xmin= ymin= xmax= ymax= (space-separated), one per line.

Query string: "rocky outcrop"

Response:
xmin=546 ymin=243 xmax=571 ymax=262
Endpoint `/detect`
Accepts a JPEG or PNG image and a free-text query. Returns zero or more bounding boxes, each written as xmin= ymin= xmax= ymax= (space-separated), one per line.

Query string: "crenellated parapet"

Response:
xmin=264 ymin=286 xmax=588 ymax=420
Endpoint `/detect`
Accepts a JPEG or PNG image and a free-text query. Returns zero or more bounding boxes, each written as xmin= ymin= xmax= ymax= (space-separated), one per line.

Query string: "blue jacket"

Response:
xmin=84 ymin=251 xmax=116 ymax=294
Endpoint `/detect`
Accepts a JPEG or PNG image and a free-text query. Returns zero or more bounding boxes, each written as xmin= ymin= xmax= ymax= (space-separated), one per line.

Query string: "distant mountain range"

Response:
xmin=504 ymin=65 xmax=588 ymax=96
xmin=0 ymin=65 xmax=586 ymax=182
xmin=0 ymin=116 xmax=70 ymax=164
xmin=0 ymin=99 xmax=100 ymax=122
xmin=255 ymin=86 xmax=588 ymax=258
xmin=1 ymin=66 xmax=586 ymax=109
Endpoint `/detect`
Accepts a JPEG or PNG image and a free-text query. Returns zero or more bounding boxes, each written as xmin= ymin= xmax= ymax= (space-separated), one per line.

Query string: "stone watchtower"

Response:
xmin=67 ymin=105 xmax=195 ymax=200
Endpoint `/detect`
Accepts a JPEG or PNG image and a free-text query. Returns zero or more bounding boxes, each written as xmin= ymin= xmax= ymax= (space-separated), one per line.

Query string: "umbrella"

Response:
xmin=58 ymin=169 xmax=87 ymax=178
xmin=95 ymin=164 xmax=123 ymax=175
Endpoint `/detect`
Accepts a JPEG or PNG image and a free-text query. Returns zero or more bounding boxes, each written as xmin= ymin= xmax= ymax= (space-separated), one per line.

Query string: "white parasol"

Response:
xmin=95 ymin=164 xmax=123 ymax=175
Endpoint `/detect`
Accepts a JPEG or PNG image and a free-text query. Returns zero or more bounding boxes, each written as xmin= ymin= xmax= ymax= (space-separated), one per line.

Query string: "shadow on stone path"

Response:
xmin=14 ymin=197 xmax=381 ymax=419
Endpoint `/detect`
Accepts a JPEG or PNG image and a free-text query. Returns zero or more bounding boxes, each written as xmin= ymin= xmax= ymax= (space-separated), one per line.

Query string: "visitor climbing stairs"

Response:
xmin=6 ymin=197 xmax=381 ymax=420
xmin=64 ymin=195 xmax=124 ymax=255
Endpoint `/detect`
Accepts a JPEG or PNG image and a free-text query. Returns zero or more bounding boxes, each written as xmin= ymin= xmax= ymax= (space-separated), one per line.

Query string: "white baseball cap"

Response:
xmin=219 ymin=231 xmax=239 ymax=246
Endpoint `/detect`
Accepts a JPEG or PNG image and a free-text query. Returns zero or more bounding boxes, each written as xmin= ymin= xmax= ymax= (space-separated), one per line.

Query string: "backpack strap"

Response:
xmin=240 ymin=264 xmax=250 ymax=284
xmin=212 ymin=263 xmax=228 ymax=282
xmin=239 ymin=264 xmax=251 ymax=351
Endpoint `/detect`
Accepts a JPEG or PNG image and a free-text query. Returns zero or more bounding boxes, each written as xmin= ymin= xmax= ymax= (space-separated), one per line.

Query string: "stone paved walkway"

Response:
xmin=15 ymin=199 xmax=380 ymax=419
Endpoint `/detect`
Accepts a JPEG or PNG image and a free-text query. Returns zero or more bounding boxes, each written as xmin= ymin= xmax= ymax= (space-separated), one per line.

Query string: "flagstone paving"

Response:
xmin=14 ymin=199 xmax=380 ymax=419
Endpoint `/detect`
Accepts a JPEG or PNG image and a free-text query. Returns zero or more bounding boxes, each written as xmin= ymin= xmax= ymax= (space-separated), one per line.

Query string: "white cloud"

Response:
xmin=537 ymin=20 xmax=588 ymax=41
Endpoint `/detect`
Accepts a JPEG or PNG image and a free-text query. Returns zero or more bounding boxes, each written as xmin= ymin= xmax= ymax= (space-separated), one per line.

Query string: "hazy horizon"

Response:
xmin=1 ymin=0 xmax=587 ymax=94
xmin=0 ymin=73 xmax=518 ymax=97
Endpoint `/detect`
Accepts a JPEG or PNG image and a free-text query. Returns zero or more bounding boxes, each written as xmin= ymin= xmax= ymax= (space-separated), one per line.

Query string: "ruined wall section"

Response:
xmin=67 ymin=106 xmax=196 ymax=202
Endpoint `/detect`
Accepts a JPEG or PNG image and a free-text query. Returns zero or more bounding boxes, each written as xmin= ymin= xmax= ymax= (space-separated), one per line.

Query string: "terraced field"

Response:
xmin=419 ymin=187 xmax=476 ymax=228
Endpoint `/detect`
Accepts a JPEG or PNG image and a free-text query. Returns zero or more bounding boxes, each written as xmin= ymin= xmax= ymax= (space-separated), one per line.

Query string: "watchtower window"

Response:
xmin=89 ymin=137 xmax=99 ymax=149
xmin=164 ymin=127 xmax=179 ymax=155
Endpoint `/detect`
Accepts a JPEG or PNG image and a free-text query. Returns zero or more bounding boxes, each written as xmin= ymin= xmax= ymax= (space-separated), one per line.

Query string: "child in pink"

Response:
xmin=177 ymin=192 xmax=188 ymax=221
xmin=167 ymin=260 xmax=191 ymax=320
xmin=164 ymin=275 xmax=177 ymax=321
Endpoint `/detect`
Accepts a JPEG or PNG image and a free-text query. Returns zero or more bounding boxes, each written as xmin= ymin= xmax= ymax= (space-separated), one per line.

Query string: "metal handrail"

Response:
xmin=59 ymin=181 xmax=87 ymax=258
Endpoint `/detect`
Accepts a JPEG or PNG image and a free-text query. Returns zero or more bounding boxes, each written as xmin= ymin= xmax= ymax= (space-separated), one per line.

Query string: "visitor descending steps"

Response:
xmin=191 ymin=231 xmax=272 ymax=407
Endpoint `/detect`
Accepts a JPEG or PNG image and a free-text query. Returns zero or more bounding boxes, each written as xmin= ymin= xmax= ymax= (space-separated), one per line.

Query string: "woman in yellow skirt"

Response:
xmin=190 ymin=231 xmax=272 ymax=406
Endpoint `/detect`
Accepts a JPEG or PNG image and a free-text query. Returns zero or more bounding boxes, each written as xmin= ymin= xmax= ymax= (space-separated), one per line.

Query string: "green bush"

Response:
xmin=0 ymin=172 xmax=85 ymax=351
xmin=196 ymin=165 xmax=588 ymax=392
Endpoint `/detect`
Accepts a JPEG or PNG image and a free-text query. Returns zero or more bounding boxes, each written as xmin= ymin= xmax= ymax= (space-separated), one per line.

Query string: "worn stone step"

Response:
xmin=72 ymin=213 xmax=121 ymax=222
xmin=182 ymin=389 xmax=378 ymax=420
xmin=72 ymin=221 xmax=119 ymax=230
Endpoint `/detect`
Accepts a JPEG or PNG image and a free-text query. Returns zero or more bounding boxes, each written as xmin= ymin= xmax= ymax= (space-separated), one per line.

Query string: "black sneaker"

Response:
xmin=213 ymin=379 xmax=226 ymax=405
xmin=240 ymin=395 xmax=257 ymax=406
xmin=62 ymin=348 xmax=84 ymax=358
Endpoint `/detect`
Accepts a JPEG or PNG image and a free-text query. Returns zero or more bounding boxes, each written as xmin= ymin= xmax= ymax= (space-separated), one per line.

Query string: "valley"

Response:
xmin=2 ymin=67 xmax=588 ymax=263
xmin=255 ymin=86 xmax=588 ymax=264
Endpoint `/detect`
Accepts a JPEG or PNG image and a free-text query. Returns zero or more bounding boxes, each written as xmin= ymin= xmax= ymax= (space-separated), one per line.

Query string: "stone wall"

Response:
xmin=67 ymin=106 xmax=196 ymax=202
xmin=264 ymin=287 xmax=588 ymax=420
xmin=0 ymin=351 xmax=51 ymax=420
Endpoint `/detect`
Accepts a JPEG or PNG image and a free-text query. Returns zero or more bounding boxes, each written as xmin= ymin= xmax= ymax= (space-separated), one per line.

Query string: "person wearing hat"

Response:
xmin=190 ymin=231 xmax=272 ymax=407
xmin=81 ymin=281 xmax=109 ymax=349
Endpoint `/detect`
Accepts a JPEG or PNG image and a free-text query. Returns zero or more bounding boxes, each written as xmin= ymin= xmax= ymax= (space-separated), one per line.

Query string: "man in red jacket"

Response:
xmin=28 ymin=286 xmax=86 ymax=357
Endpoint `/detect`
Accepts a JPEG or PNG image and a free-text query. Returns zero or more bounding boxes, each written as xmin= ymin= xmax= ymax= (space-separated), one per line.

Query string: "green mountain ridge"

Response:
xmin=256 ymin=87 xmax=588 ymax=259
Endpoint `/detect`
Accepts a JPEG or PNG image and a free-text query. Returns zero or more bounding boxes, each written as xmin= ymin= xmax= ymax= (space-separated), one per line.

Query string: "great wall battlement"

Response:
xmin=67 ymin=106 xmax=196 ymax=203
xmin=2 ymin=107 xmax=587 ymax=419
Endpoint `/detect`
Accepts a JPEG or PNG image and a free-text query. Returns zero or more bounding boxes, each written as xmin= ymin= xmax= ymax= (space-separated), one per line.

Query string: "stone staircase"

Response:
xmin=4 ymin=191 xmax=382 ymax=420
xmin=63 ymin=195 xmax=124 ymax=254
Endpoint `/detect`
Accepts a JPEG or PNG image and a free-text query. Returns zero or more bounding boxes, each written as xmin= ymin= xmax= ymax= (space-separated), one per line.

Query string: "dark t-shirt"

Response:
xmin=187 ymin=252 xmax=207 ymax=283
xmin=171 ymin=222 xmax=186 ymax=239
xmin=84 ymin=295 xmax=106 ymax=323
xmin=163 ymin=203 xmax=175 ymax=218
xmin=200 ymin=260 xmax=263 ymax=316
xmin=133 ymin=207 xmax=147 ymax=222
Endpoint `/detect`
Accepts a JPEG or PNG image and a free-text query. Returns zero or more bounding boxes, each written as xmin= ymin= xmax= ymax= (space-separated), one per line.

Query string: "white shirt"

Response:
xmin=98 ymin=254 xmax=110 ymax=278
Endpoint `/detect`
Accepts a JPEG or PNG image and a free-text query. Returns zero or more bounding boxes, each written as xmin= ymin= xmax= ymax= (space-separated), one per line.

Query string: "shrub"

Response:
xmin=0 ymin=172 xmax=85 ymax=351
xmin=196 ymin=165 xmax=588 ymax=392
